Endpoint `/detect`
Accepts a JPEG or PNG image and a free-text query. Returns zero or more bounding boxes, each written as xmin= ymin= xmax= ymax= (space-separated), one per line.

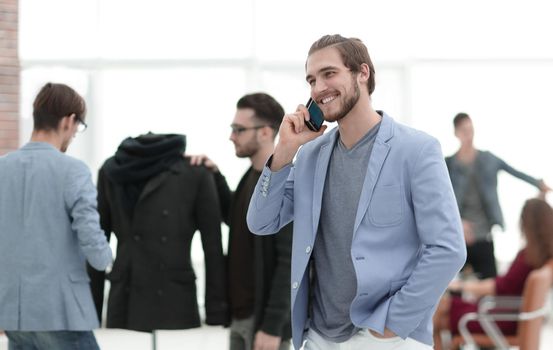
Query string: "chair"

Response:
xmin=451 ymin=259 xmax=553 ymax=350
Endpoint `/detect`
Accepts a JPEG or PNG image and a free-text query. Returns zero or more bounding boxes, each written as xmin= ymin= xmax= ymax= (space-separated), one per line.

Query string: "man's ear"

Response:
xmin=358 ymin=63 xmax=370 ymax=83
xmin=59 ymin=114 xmax=75 ymax=131
xmin=261 ymin=126 xmax=275 ymax=141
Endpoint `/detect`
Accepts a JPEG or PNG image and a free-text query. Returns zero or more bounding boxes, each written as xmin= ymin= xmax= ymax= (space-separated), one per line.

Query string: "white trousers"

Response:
xmin=302 ymin=328 xmax=432 ymax=350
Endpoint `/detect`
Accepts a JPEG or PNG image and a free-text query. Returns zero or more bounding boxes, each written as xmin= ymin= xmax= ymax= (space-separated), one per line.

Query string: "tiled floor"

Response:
xmin=1 ymin=321 xmax=552 ymax=350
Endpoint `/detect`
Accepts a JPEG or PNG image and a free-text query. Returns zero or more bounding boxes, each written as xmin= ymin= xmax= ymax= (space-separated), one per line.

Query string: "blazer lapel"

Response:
xmin=353 ymin=113 xmax=394 ymax=235
xmin=312 ymin=132 xmax=337 ymax=237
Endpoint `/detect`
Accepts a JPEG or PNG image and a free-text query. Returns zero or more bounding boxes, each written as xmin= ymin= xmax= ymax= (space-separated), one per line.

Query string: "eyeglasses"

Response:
xmin=75 ymin=115 xmax=88 ymax=133
xmin=230 ymin=125 xmax=267 ymax=135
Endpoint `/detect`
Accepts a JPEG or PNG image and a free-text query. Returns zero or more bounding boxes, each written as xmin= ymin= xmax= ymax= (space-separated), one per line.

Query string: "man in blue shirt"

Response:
xmin=0 ymin=83 xmax=112 ymax=350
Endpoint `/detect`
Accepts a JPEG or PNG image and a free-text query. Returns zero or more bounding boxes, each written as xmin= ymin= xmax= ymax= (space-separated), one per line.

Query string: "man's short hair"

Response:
xmin=33 ymin=82 xmax=86 ymax=131
xmin=308 ymin=34 xmax=376 ymax=96
xmin=236 ymin=93 xmax=284 ymax=137
xmin=453 ymin=112 xmax=471 ymax=129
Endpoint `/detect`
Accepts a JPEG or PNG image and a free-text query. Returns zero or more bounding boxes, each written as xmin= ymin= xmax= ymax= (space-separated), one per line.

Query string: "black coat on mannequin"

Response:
xmin=88 ymin=134 xmax=227 ymax=331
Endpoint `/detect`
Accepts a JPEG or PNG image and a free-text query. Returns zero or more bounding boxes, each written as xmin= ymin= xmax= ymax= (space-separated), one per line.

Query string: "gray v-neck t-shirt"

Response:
xmin=310 ymin=122 xmax=381 ymax=342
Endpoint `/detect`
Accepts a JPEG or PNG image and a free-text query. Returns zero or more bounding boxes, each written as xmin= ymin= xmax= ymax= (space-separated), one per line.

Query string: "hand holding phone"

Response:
xmin=305 ymin=98 xmax=324 ymax=132
xmin=269 ymin=101 xmax=325 ymax=171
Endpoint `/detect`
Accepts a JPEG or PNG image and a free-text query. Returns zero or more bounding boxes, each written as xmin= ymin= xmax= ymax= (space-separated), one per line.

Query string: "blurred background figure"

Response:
xmin=0 ymin=83 xmax=112 ymax=350
xmin=433 ymin=198 xmax=553 ymax=350
xmin=190 ymin=93 xmax=292 ymax=350
xmin=88 ymin=133 xmax=227 ymax=332
xmin=446 ymin=112 xmax=551 ymax=279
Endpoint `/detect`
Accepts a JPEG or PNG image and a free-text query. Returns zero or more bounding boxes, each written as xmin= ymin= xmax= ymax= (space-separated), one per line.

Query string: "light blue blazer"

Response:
xmin=0 ymin=142 xmax=112 ymax=331
xmin=247 ymin=113 xmax=466 ymax=349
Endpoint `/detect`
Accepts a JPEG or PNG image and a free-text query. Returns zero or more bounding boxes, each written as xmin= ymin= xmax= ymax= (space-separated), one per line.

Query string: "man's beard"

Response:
xmin=234 ymin=137 xmax=260 ymax=158
xmin=326 ymin=78 xmax=360 ymax=122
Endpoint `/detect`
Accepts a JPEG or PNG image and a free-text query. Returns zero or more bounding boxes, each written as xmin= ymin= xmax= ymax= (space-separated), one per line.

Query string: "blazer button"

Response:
xmin=160 ymin=236 xmax=168 ymax=243
xmin=162 ymin=209 xmax=169 ymax=216
xmin=133 ymin=235 xmax=141 ymax=241
xmin=292 ymin=282 xmax=298 ymax=289
xmin=157 ymin=289 xmax=164 ymax=296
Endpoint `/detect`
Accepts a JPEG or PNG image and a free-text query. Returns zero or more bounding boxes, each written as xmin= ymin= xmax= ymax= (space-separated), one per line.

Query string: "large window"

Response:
xmin=20 ymin=0 xmax=553 ymax=267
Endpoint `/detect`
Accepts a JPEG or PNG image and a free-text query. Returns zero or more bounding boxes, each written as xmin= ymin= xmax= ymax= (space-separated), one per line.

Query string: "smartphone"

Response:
xmin=305 ymin=98 xmax=325 ymax=132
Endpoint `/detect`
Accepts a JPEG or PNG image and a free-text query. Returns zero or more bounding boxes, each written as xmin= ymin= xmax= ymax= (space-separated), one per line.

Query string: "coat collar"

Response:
xmin=317 ymin=110 xmax=394 ymax=148
xmin=138 ymin=160 xmax=184 ymax=203
xmin=21 ymin=142 xmax=59 ymax=152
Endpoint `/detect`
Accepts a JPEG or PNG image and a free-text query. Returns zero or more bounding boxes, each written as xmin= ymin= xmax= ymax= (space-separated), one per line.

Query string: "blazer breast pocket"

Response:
xmin=369 ymin=184 xmax=404 ymax=226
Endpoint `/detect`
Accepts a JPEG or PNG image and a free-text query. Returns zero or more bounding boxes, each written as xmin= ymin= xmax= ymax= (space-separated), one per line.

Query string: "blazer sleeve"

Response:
xmin=64 ymin=162 xmax=112 ymax=272
xmin=87 ymin=167 xmax=113 ymax=323
xmin=194 ymin=168 xmax=228 ymax=325
xmin=247 ymin=157 xmax=295 ymax=235
xmin=385 ymin=138 xmax=467 ymax=338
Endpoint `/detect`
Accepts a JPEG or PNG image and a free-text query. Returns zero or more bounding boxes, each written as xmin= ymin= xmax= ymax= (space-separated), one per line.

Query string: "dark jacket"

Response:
xmin=445 ymin=150 xmax=540 ymax=229
xmin=88 ymin=136 xmax=227 ymax=331
xmin=215 ymin=168 xmax=292 ymax=340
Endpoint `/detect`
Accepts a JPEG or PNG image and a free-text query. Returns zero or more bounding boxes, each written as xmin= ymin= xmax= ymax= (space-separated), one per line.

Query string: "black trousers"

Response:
xmin=464 ymin=239 xmax=497 ymax=279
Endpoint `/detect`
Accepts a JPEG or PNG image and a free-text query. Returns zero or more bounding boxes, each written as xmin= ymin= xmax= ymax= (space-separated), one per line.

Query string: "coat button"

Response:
xmin=157 ymin=289 xmax=164 ymax=296
xmin=160 ymin=236 xmax=168 ymax=243
xmin=133 ymin=235 xmax=141 ymax=241
xmin=292 ymin=282 xmax=298 ymax=289
xmin=162 ymin=209 xmax=169 ymax=216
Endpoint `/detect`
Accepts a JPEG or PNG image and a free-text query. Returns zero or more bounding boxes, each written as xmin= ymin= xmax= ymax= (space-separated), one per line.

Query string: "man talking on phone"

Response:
xmin=246 ymin=35 xmax=466 ymax=350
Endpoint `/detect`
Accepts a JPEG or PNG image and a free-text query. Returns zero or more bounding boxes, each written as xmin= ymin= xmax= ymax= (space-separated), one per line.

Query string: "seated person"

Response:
xmin=433 ymin=198 xmax=553 ymax=350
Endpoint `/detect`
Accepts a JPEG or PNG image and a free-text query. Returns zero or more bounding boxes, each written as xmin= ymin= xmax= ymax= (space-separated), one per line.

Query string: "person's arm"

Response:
xmin=212 ymin=171 xmax=232 ymax=225
xmin=86 ymin=167 xmax=113 ymax=323
xmin=247 ymin=106 xmax=325 ymax=235
xmin=258 ymin=223 xmax=292 ymax=337
xmin=252 ymin=223 xmax=292 ymax=350
xmin=448 ymin=278 xmax=495 ymax=299
xmin=449 ymin=250 xmax=532 ymax=301
xmin=246 ymin=160 xmax=295 ymax=235
xmin=195 ymin=168 xmax=228 ymax=325
xmin=65 ymin=161 xmax=113 ymax=271
xmin=497 ymin=156 xmax=550 ymax=192
xmin=385 ymin=138 xmax=467 ymax=339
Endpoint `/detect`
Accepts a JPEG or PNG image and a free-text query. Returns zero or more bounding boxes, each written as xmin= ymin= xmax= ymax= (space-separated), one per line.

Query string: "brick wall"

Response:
xmin=0 ymin=0 xmax=19 ymax=155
